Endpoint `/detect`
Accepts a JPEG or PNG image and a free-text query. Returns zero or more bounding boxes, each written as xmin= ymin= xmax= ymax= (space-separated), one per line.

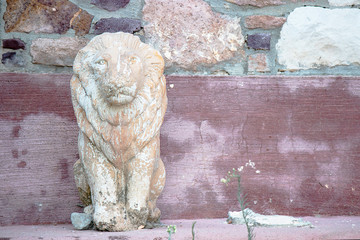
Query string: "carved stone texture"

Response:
xmin=91 ymin=0 xmax=130 ymax=11
xmin=143 ymin=0 xmax=244 ymax=69
xmin=31 ymin=37 xmax=89 ymax=66
xmin=70 ymin=32 xmax=167 ymax=231
xmin=4 ymin=0 xmax=93 ymax=36
xmin=93 ymin=18 xmax=142 ymax=35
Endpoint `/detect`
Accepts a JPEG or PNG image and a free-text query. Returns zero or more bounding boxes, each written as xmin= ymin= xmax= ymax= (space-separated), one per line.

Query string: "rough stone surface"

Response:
xmin=31 ymin=38 xmax=89 ymax=66
xmin=328 ymin=0 xmax=360 ymax=6
xmin=225 ymin=0 xmax=284 ymax=7
xmin=248 ymin=53 xmax=270 ymax=73
xmin=91 ymin=0 xmax=130 ymax=11
xmin=143 ymin=0 xmax=244 ymax=69
xmin=228 ymin=209 xmax=313 ymax=227
xmin=70 ymin=9 xmax=94 ymax=36
xmin=2 ymin=52 xmax=25 ymax=67
xmin=4 ymin=0 xmax=93 ymax=36
xmin=276 ymin=7 xmax=360 ymax=70
xmin=2 ymin=39 xmax=26 ymax=50
xmin=245 ymin=15 xmax=286 ymax=29
xmin=71 ymin=32 xmax=167 ymax=231
xmin=71 ymin=212 xmax=93 ymax=230
xmin=247 ymin=33 xmax=271 ymax=50
xmin=93 ymin=18 xmax=142 ymax=35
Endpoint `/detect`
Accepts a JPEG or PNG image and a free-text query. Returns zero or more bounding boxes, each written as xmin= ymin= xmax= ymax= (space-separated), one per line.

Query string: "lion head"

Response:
xmin=71 ymin=32 xmax=167 ymax=162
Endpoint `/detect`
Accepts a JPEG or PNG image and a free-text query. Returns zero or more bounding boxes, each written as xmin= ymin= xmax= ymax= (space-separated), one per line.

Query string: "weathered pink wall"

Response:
xmin=1 ymin=73 xmax=359 ymax=225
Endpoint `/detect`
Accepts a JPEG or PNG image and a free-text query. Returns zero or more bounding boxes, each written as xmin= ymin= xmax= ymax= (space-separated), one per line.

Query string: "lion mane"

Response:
xmin=70 ymin=32 xmax=167 ymax=167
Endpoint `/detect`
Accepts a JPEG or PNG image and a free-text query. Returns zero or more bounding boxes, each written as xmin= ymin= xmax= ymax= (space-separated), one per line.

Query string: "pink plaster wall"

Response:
xmin=0 ymin=73 xmax=359 ymax=225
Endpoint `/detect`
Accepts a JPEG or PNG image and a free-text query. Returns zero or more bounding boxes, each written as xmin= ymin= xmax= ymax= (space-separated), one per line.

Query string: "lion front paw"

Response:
xmin=93 ymin=205 xmax=133 ymax=231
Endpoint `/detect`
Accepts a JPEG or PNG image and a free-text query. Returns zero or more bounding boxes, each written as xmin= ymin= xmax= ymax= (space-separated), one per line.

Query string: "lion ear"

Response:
xmin=73 ymin=49 xmax=97 ymax=76
xmin=73 ymin=49 xmax=86 ymax=76
xmin=146 ymin=49 xmax=165 ymax=78
xmin=154 ymin=50 xmax=165 ymax=72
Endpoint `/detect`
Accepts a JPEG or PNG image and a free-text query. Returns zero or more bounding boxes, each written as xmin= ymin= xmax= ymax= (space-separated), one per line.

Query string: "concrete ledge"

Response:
xmin=1 ymin=217 xmax=360 ymax=240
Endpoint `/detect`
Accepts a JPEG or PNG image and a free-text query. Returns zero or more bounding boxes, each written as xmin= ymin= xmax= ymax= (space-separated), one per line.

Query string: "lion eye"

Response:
xmin=96 ymin=59 xmax=107 ymax=65
xmin=129 ymin=56 xmax=138 ymax=64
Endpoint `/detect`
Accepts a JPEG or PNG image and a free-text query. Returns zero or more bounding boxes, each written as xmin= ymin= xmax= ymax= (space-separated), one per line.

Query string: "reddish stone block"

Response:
xmin=30 ymin=37 xmax=89 ymax=66
xmin=2 ymin=39 xmax=26 ymax=50
xmin=245 ymin=15 xmax=286 ymax=29
xmin=248 ymin=53 xmax=270 ymax=73
xmin=143 ymin=0 xmax=244 ymax=69
xmin=4 ymin=0 xmax=93 ymax=36
xmin=70 ymin=9 xmax=94 ymax=36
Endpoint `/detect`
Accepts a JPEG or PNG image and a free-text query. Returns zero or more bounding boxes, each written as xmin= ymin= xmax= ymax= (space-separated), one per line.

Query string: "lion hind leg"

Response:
xmin=73 ymin=158 xmax=92 ymax=207
xmin=148 ymin=157 xmax=166 ymax=223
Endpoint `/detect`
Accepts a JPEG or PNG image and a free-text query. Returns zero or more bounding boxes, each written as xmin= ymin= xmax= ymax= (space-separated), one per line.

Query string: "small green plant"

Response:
xmin=192 ymin=221 xmax=196 ymax=240
xmin=167 ymin=225 xmax=176 ymax=240
xmin=221 ymin=160 xmax=259 ymax=240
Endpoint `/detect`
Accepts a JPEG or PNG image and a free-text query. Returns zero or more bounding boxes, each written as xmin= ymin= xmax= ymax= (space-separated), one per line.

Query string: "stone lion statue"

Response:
xmin=70 ymin=32 xmax=167 ymax=231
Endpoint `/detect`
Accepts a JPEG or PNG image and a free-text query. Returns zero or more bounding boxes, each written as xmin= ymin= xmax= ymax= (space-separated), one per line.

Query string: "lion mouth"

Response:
xmin=104 ymin=88 xmax=135 ymax=105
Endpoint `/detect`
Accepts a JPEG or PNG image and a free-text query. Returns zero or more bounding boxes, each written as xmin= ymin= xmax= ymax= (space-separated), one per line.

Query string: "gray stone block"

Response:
xmin=93 ymin=18 xmax=141 ymax=35
xmin=71 ymin=212 xmax=93 ymax=230
xmin=247 ymin=33 xmax=271 ymax=50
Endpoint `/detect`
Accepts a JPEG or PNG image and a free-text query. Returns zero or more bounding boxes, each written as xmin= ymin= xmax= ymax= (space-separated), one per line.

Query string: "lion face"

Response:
xmin=72 ymin=32 xmax=167 ymax=157
xmin=91 ymin=48 xmax=144 ymax=106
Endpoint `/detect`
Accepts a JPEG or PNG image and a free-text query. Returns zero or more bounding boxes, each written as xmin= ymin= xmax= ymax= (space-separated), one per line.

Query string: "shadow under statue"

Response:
xmin=70 ymin=32 xmax=167 ymax=231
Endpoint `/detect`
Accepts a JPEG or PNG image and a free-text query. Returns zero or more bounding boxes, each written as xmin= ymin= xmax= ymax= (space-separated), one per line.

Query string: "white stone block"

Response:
xmin=276 ymin=7 xmax=360 ymax=70
xmin=328 ymin=0 xmax=360 ymax=6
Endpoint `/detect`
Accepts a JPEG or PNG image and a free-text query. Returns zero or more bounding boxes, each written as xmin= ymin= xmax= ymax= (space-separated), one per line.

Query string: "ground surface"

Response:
xmin=1 ymin=217 xmax=360 ymax=240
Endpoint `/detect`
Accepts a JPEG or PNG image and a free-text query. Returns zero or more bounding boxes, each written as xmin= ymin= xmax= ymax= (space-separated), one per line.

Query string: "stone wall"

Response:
xmin=1 ymin=0 xmax=359 ymax=75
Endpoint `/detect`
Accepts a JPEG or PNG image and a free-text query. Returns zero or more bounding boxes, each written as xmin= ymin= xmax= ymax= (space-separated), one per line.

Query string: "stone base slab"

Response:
xmin=1 ymin=217 xmax=360 ymax=239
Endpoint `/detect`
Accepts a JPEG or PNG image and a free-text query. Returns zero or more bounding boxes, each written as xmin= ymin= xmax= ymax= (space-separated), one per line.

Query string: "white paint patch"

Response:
xmin=161 ymin=118 xmax=227 ymax=204
xmin=162 ymin=116 xmax=197 ymax=142
xmin=328 ymin=0 xmax=360 ymax=6
xmin=283 ymin=79 xmax=335 ymax=93
xmin=347 ymin=80 xmax=360 ymax=97
xmin=278 ymin=136 xmax=330 ymax=154
xmin=276 ymin=7 xmax=360 ymax=70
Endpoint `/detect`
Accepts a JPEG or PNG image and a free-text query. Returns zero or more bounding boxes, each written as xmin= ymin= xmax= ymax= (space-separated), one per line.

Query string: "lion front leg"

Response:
xmin=78 ymin=132 xmax=133 ymax=231
xmin=125 ymin=136 xmax=164 ymax=227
